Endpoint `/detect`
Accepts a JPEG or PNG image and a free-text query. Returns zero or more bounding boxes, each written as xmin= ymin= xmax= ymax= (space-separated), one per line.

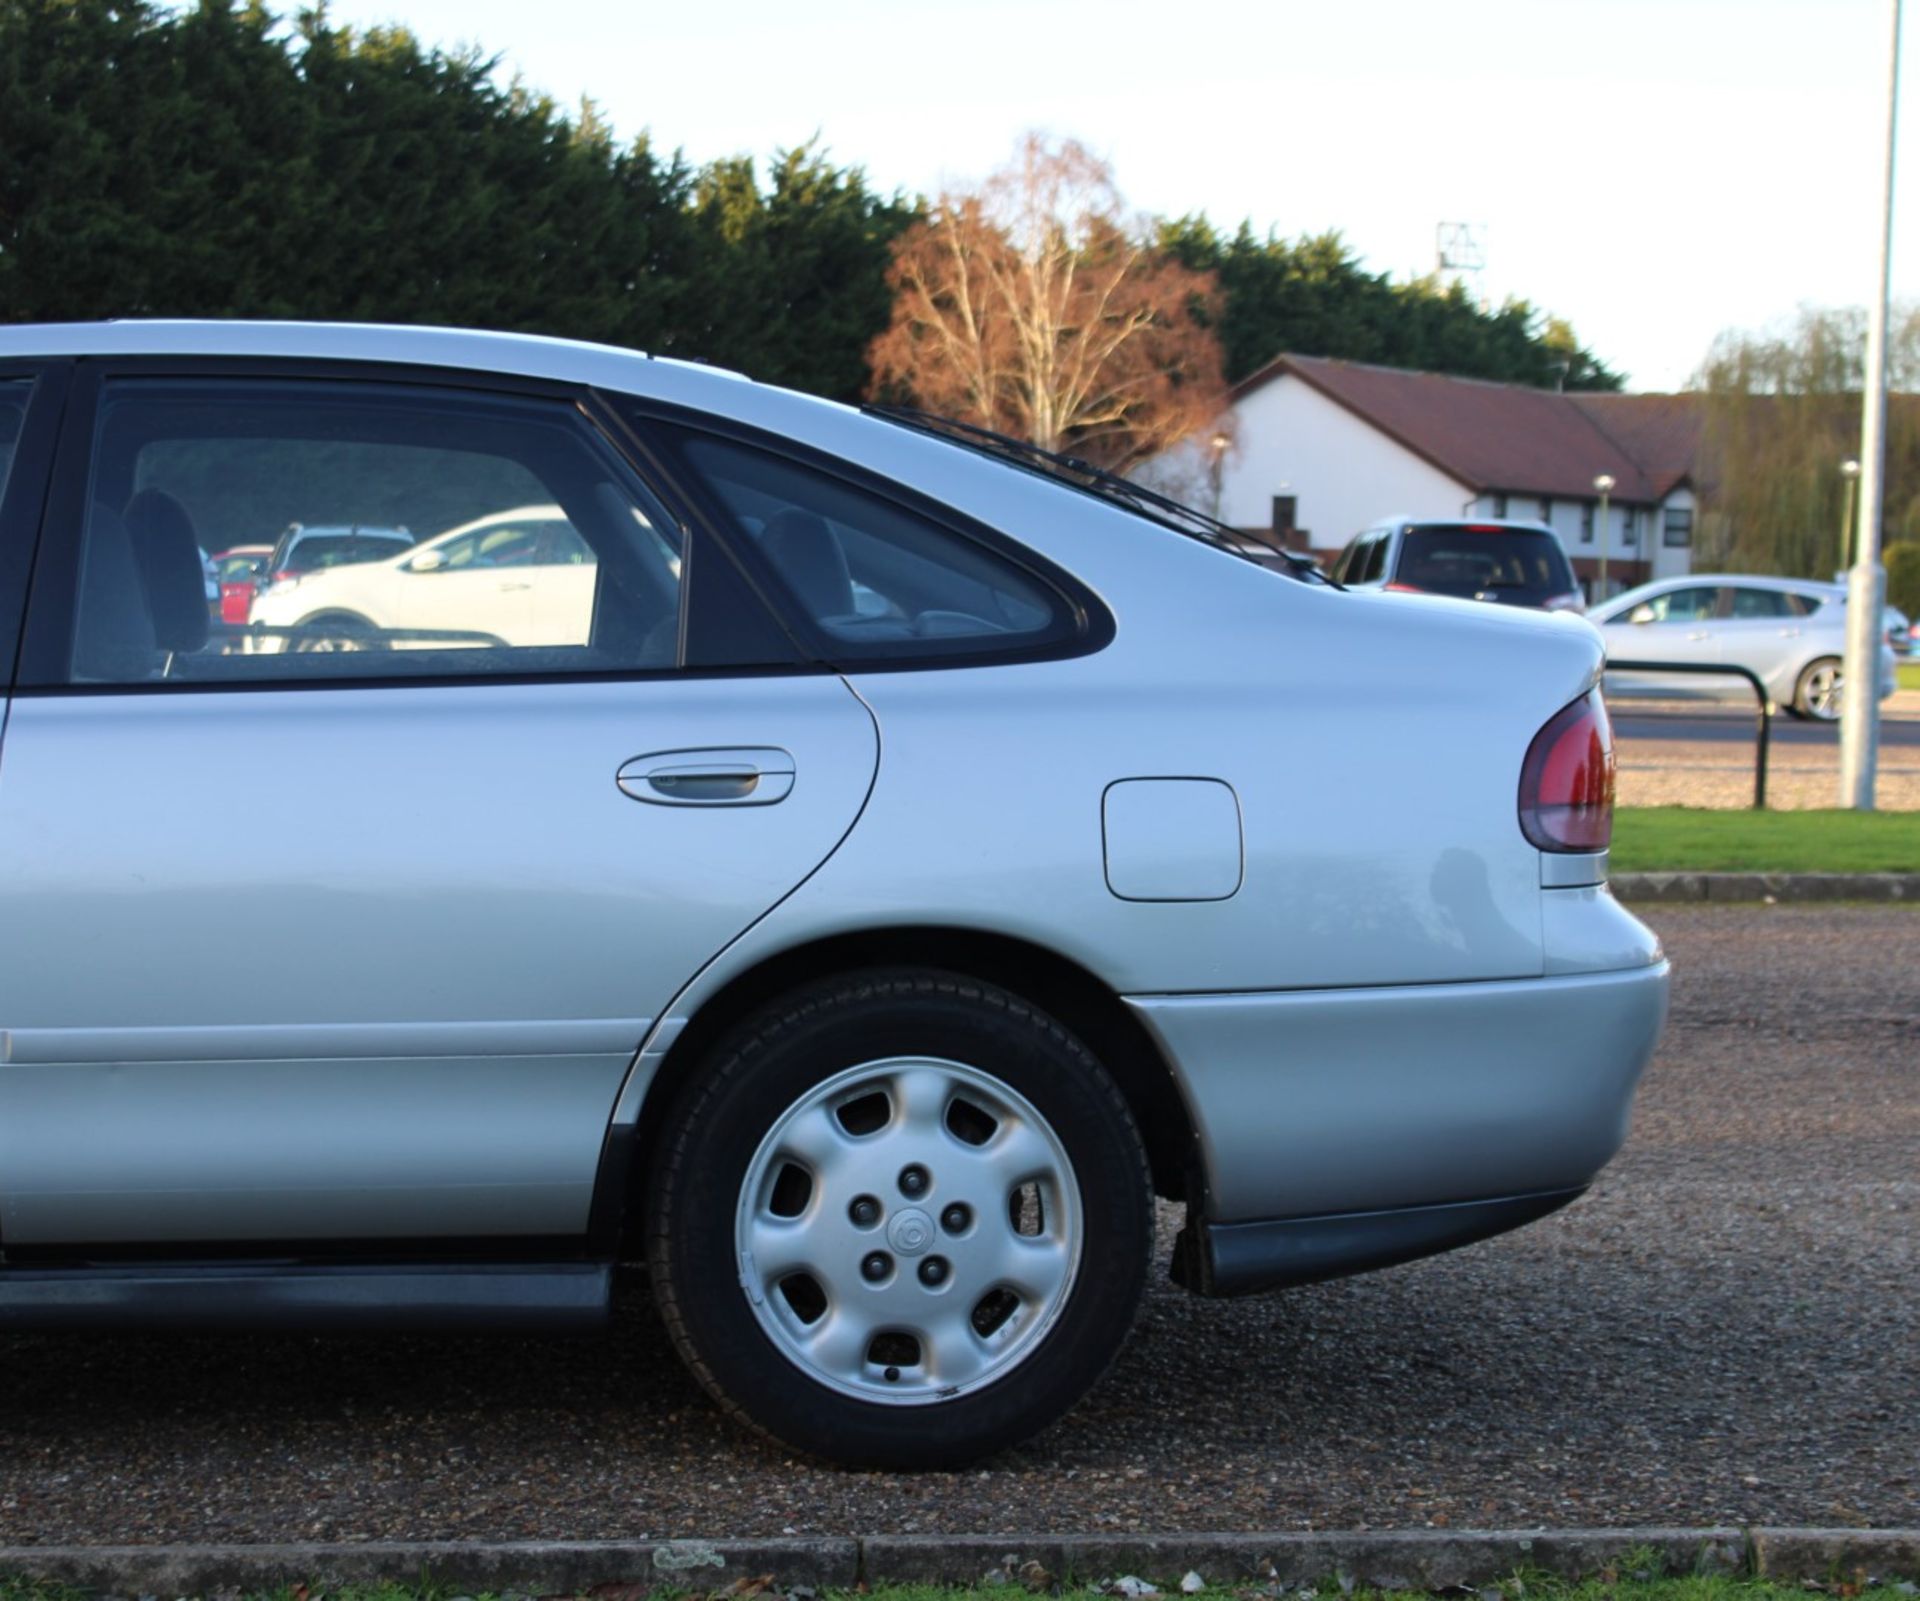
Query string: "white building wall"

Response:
xmin=1213 ymin=375 xmax=1470 ymax=555
xmin=1651 ymin=487 xmax=1695 ymax=581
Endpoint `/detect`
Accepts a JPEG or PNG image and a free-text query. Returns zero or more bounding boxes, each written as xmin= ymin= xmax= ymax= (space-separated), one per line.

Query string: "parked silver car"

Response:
xmin=1591 ymin=573 xmax=1899 ymax=720
xmin=0 ymin=323 xmax=1669 ymax=1468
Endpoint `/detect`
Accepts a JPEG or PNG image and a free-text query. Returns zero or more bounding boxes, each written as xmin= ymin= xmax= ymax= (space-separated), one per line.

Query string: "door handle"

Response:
xmin=617 ymin=748 xmax=795 ymax=807
xmin=1685 ymin=630 xmax=1711 ymax=641
xmin=1777 ymin=627 xmax=1800 ymax=637
xmin=496 ymin=581 xmax=532 ymax=592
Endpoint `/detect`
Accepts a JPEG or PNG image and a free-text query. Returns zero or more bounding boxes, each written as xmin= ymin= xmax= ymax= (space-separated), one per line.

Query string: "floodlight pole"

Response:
xmin=1840 ymin=0 xmax=1902 ymax=809
xmin=1594 ymin=474 xmax=1616 ymax=599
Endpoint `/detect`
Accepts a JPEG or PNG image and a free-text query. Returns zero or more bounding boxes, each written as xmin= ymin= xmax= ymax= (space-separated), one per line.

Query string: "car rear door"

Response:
xmin=0 ymin=360 xmax=876 ymax=1248
xmin=1716 ymin=585 xmax=1818 ymax=698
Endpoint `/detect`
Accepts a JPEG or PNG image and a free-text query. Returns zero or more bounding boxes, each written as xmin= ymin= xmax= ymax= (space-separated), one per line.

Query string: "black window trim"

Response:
xmin=600 ymin=393 xmax=1117 ymax=674
xmin=12 ymin=354 xmax=820 ymax=697
xmin=0 ymin=360 xmax=74 ymax=692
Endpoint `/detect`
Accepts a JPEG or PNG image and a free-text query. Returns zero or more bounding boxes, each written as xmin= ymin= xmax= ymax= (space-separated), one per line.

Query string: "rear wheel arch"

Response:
xmin=622 ymin=927 xmax=1200 ymax=1235
xmin=291 ymin=606 xmax=378 ymax=631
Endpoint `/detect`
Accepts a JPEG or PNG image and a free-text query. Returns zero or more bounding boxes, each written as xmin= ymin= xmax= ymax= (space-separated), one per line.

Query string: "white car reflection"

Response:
xmin=248 ymin=506 xmax=598 ymax=653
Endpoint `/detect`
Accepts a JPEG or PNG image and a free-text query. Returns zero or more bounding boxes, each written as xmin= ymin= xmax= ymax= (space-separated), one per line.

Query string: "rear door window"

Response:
xmin=1635 ymin=586 xmax=1721 ymax=623
xmin=1393 ymin=525 xmax=1574 ymax=601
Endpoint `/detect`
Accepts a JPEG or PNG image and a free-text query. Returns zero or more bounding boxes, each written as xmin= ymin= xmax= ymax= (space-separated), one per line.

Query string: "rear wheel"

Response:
xmin=645 ymin=969 xmax=1152 ymax=1468
xmin=291 ymin=614 xmax=376 ymax=653
xmin=1793 ymin=656 xmax=1844 ymax=721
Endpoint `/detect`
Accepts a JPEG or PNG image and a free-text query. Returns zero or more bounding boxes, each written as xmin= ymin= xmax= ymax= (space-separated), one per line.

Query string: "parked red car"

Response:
xmin=211 ymin=545 xmax=274 ymax=626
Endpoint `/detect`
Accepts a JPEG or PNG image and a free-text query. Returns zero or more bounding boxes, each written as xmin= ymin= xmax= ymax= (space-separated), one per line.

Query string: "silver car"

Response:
xmin=0 ymin=323 xmax=1669 ymax=1468
xmin=1592 ymin=573 xmax=1898 ymax=720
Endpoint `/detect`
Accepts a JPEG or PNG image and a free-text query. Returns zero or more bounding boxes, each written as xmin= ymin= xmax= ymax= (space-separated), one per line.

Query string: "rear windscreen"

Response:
xmin=1396 ymin=526 xmax=1574 ymax=599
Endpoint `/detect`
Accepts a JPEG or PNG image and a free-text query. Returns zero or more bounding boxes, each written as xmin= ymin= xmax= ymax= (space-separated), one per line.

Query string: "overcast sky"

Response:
xmin=316 ymin=0 xmax=1914 ymax=393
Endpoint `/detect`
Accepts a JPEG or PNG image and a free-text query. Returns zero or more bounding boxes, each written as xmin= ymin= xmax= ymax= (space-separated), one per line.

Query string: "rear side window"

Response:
xmin=1358 ymin=534 xmax=1389 ymax=583
xmin=57 ymin=378 xmax=686 ymax=685
xmin=1394 ymin=525 xmax=1573 ymax=600
xmin=666 ymin=431 xmax=1078 ymax=662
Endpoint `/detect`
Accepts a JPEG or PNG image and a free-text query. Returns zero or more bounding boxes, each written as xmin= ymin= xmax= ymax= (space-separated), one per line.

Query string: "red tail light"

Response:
xmin=1519 ymin=689 xmax=1614 ymax=852
xmin=1383 ymin=581 xmax=1422 ymax=593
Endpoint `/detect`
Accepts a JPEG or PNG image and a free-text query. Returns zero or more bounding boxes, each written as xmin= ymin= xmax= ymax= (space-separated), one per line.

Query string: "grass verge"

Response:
xmin=1899 ymin=660 xmax=1920 ymax=692
xmin=1611 ymin=805 xmax=1920 ymax=873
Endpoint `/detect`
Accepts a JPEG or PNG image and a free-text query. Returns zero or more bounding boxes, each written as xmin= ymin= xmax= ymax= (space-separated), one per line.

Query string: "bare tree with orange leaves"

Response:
xmin=867 ymin=134 xmax=1225 ymax=472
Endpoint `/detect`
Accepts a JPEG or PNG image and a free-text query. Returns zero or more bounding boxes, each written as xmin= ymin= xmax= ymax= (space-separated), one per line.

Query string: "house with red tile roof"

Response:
xmin=1187 ymin=354 xmax=1704 ymax=598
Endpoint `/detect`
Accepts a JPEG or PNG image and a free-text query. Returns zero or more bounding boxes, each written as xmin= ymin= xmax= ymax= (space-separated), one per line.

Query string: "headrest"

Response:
xmin=759 ymin=507 xmax=853 ymax=621
xmin=124 ymin=489 xmax=209 ymax=655
xmin=74 ymin=504 xmax=159 ymax=681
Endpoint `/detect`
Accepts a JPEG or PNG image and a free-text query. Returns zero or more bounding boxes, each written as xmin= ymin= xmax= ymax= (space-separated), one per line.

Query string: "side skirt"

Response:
xmin=1171 ymin=1188 xmax=1586 ymax=1297
xmin=0 ymin=1260 xmax=612 ymax=1332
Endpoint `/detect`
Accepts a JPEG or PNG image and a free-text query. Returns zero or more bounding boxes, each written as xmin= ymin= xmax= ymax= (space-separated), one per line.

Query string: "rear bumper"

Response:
xmin=1125 ymin=959 xmax=1670 ymax=1228
xmin=1170 ymin=1187 xmax=1585 ymax=1297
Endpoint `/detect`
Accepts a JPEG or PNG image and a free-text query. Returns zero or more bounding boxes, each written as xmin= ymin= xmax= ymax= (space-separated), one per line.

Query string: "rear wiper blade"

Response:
xmin=865 ymin=406 xmax=1339 ymax=588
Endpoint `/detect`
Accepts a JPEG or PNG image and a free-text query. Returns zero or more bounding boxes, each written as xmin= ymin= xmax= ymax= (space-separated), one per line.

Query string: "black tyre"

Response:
xmin=291 ymin=614 xmax=375 ymax=653
xmin=645 ymin=968 xmax=1152 ymax=1468
xmin=1793 ymin=656 xmax=1844 ymax=721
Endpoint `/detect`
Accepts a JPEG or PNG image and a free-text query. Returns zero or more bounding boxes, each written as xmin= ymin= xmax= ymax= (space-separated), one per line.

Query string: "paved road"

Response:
xmin=1614 ymin=705 xmax=1920 ymax=747
xmin=0 ymin=905 xmax=1914 ymax=1542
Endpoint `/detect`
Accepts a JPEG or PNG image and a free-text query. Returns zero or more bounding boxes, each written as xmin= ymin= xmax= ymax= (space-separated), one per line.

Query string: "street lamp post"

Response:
xmin=1840 ymin=0 xmax=1902 ymax=810
xmin=1593 ymin=474 xmax=1616 ymax=600
xmin=1839 ymin=458 xmax=1862 ymax=575
xmin=1208 ymin=432 xmax=1230 ymax=522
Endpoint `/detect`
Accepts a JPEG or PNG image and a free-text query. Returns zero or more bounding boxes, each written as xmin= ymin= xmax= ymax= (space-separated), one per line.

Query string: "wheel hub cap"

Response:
xmin=887 ymin=1207 xmax=936 ymax=1256
xmin=734 ymin=1056 xmax=1083 ymax=1405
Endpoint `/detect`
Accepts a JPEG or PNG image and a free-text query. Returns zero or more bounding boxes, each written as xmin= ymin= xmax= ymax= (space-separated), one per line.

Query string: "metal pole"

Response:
xmin=1595 ymin=475 xmax=1615 ymax=598
xmin=1839 ymin=459 xmax=1861 ymax=574
xmin=1840 ymin=0 xmax=1902 ymax=809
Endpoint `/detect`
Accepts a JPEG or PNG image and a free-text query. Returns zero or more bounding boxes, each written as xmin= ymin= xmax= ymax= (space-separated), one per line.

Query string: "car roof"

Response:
xmin=0 ymin=319 xmax=884 ymax=478
xmin=1649 ymin=573 xmax=1827 ymax=591
xmin=1361 ymin=517 xmax=1557 ymax=535
xmin=0 ymin=319 xmax=756 ymax=402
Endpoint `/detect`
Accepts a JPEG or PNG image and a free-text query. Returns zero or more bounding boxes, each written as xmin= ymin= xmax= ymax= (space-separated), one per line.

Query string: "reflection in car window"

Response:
xmin=667 ymin=431 xmax=1074 ymax=660
xmin=67 ymin=380 xmax=684 ymax=685
xmin=0 ymin=382 xmax=28 ymax=502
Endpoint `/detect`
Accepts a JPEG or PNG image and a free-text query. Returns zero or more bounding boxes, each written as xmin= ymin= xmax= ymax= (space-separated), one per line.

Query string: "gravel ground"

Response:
xmin=1616 ymin=739 xmax=1920 ymax=810
xmin=1613 ymin=696 xmax=1920 ymax=810
xmin=0 ymin=905 xmax=1915 ymax=1543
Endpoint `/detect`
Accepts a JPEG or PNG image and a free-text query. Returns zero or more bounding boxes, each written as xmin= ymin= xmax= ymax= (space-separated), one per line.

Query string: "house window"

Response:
xmin=1491 ymin=493 xmax=1508 ymax=517
xmin=1539 ymin=497 xmax=1553 ymax=525
xmin=1663 ymin=507 xmax=1694 ymax=548
xmin=1271 ymin=495 xmax=1297 ymax=537
xmin=1580 ymin=505 xmax=1594 ymax=543
xmin=1620 ymin=509 xmax=1637 ymax=547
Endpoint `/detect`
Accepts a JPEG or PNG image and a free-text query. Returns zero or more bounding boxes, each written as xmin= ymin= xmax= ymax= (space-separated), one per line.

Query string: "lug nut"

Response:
xmin=918 ymin=1256 xmax=950 ymax=1287
xmin=899 ymin=1164 xmax=930 ymax=1198
xmin=861 ymin=1251 xmax=891 ymax=1282
xmin=940 ymin=1202 xmax=971 ymax=1233
xmin=849 ymin=1195 xmax=881 ymax=1226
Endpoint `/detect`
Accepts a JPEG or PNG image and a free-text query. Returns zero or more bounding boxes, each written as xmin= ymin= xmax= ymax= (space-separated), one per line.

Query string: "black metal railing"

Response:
xmin=1606 ymin=660 xmax=1773 ymax=809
